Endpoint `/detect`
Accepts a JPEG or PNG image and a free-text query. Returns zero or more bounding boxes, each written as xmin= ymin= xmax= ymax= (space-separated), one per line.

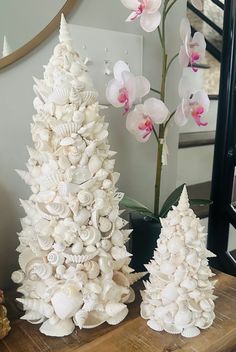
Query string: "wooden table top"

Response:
xmin=1 ymin=270 xmax=236 ymax=352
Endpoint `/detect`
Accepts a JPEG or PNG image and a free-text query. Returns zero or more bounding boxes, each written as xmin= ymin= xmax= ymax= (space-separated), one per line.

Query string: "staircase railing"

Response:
xmin=187 ymin=0 xmax=224 ymax=61
xmin=208 ymin=0 xmax=236 ymax=276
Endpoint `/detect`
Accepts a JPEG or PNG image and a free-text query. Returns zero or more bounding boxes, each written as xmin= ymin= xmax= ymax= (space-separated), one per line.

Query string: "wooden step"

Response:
xmin=179 ymin=131 xmax=215 ymax=148
xmin=187 ymin=181 xmax=212 ymax=218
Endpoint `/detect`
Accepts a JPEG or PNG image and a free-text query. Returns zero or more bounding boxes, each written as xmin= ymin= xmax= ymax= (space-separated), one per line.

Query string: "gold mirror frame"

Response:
xmin=0 ymin=0 xmax=76 ymax=70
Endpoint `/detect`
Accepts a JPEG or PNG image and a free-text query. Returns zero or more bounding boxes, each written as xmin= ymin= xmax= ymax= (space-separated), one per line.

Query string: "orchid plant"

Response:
xmin=106 ymin=0 xmax=211 ymax=220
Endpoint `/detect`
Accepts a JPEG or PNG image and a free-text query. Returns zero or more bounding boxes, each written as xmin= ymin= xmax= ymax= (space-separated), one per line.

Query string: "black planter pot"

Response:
xmin=129 ymin=213 xmax=161 ymax=272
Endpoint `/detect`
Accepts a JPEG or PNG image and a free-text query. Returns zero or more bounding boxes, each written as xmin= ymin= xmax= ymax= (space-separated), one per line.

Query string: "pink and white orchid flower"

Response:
xmin=120 ymin=0 xmax=162 ymax=32
xmin=191 ymin=0 xmax=204 ymax=11
xmin=175 ymin=76 xmax=209 ymax=127
xmin=179 ymin=17 xmax=206 ymax=71
xmin=106 ymin=60 xmax=150 ymax=113
xmin=126 ymin=98 xmax=169 ymax=142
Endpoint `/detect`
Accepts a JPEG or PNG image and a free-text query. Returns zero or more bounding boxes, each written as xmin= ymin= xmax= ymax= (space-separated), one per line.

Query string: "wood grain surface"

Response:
xmin=1 ymin=271 xmax=236 ymax=352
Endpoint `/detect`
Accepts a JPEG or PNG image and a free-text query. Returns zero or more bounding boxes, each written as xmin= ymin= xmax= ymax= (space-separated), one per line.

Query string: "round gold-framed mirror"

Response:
xmin=0 ymin=0 xmax=76 ymax=70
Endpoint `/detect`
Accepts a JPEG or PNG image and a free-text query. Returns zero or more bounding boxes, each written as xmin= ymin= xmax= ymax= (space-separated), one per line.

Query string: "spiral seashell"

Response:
xmin=129 ymin=272 xmax=146 ymax=285
xmin=21 ymin=311 xmax=45 ymax=324
xmin=99 ymin=217 xmax=112 ymax=233
xmin=74 ymin=310 xmax=88 ymax=329
xmin=15 ymin=169 xmax=34 ymax=186
xmin=46 ymin=203 xmax=71 ymax=218
xmin=78 ymin=190 xmax=93 ymax=206
xmin=17 ymin=298 xmax=54 ymax=318
xmin=99 ymin=256 xmax=113 ymax=273
xmin=111 ymin=230 xmax=124 ymax=246
xmin=29 ymin=261 xmax=53 ymax=280
xmin=100 ymin=239 xmax=112 ymax=252
xmin=83 ymin=260 xmax=100 ymax=279
xmin=11 ymin=270 xmax=25 ymax=284
xmin=88 ymin=155 xmax=102 ymax=175
xmin=37 ymin=234 xmax=54 ymax=250
xmin=52 ymin=122 xmax=80 ymax=138
xmin=64 ymin=251 xmax=98 ymax=264
xmin=80 ymin=226 xmax=101 ymax=246
xmin=111 ymin=246 xmax=131 ymax=261
xmin=80 ymin=90 xmax=98 ymax=106
xmin=47 ymin=250 xmax=64 ymax=266
xmin=74 ymin=208 xmax=90 ymax=225
xmin=113 ymin=271 xmax=130 ymax=288
xmin=71 ymin=241 xmax=83 ymax=256
xmin=56 ymin=265 xmax=66 ymax=278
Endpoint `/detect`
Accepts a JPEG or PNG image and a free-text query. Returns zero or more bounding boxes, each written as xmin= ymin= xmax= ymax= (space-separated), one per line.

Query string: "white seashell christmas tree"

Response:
xmin=140 ymin=186 xmax=217 ymax=338
xmin=12 ymin=14 xmax=145 ymax=337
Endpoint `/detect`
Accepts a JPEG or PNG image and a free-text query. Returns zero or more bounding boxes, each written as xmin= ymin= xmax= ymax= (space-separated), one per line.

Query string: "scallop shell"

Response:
xmin=80 ymin=226 xmax=101 ymax=246
xmin=52 ymin=122 xmax=80 ymax=138
xmin=106 ymin=306 xmax=128 ymax=325
xmin=88 ymin=155 xmax=102 ymax=175
xmin=47 ymin=250 xmax=64 ymax=266
xmin=161 ymin=284 xmax=179 ymax=305
xmin=174 ymin=309 xmax=192 ymax=328
xmin=181 ymin=278 xmax=198 ymax=292
xmin=21 ymin=311 xmax=45 ymax=324
xmin=188 ymin=299 xmax=201 ymax=312
xmin=19 ymin=248 xmax=35 ymax=271
xmin=58 ymin=182 xmax=80 ymax=196
xmin=46 ymin=203 xmax=71 ymax=218
xmin=80 ymin=91 xmax=98 ymax=106
xmin=83 ymin=260 xmax=100 ymax=279
xmin=17 ymin=298 xmax=54 ymax=318
xmin=147 ymin=319 xmax=163 ymax=332
xmin=105 ymin=302 xmax=126 ymax=317
xmin=64 ymin=251 xmax=98 ymax=264
xmin=43 ymin=171 xmax=64 ymax=189
xmin=83 ymin=311 xmax=107 ymax=329
xmin=167 ymin=236 xmax=184 ymax=254
xmin=163 ymin=323 xmax=182 ymax=334
xmin=181 ymin=326 xmax=200 ymax=338
xmin=58 ymin=155 xmax=71 ymax=169
xmin=39 ymin=318 xmax=75 ymax=337
xmin=35 ymin=191 xmax=56 ymax=203
xmin=74 ymin=310 xmax=88 ymax=329
xmin=49 ymin=86 xmax=70 ymax=105
xmin=51 ymin=288 xmax=83 ymax=320
xmin=11 ymin=270 xmax=25 ymax=284
xmin=72 ymin=166 xmax=92 ymax=185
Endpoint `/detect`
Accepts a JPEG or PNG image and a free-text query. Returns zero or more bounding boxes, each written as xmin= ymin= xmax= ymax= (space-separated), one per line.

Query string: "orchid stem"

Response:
xmin=165 ymin=0 xmax=178 ymax=17
xmin=153 ymin=127 xmax=159 ymax=143
xmin=166 ymin=53 xmax=179 ymax=74
xmin=150 ymin=87 xmax=161 ymax=95
xmin=165 ymin=110 xmax=176 ymax=128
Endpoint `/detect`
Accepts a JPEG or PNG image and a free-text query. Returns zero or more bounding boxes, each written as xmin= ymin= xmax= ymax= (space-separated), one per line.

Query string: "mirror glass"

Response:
xmin=0 ymin=0 xmax=66 ymax=58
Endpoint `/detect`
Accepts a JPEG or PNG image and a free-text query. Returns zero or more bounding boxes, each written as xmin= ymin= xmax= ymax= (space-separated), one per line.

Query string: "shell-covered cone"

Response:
xmin=141 ymin=186 xmax=217 ymax=338
xmin=13 ymin=14 xmax=140 ymax=337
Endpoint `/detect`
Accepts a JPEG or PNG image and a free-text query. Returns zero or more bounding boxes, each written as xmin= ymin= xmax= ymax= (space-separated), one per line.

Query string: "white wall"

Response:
xmin=0 ymin=0 xmax=186 ymax=288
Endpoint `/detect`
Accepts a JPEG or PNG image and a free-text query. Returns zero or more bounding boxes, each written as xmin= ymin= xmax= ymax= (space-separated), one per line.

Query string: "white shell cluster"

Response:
xmin=141 ymin=186 xmax=217 ymax=338
xmin=12 ymin=14 xmax=145 ymax=337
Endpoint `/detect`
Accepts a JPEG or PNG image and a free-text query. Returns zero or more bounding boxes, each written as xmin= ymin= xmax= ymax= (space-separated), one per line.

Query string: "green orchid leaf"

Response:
xmin=120 ymin=195 xmax=159 ymax=221
xmin=159 ymin=184 xmax=185 ymax=218
xmin=190 ymin=199 xmax=213 ymax=206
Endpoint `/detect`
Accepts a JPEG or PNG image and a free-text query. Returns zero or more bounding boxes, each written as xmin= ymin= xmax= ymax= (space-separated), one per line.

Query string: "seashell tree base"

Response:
xmin=12 ymin=14 xmax=145 ymax=337
xmin=140 ymin=186 xmax=217 ymax=338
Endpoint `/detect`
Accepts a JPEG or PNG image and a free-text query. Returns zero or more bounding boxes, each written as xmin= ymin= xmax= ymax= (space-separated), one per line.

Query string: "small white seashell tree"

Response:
xmin=12 ymin=14 xmax=145 ymax=337
xmin=140 ymin=186 xmax=217 ymax=338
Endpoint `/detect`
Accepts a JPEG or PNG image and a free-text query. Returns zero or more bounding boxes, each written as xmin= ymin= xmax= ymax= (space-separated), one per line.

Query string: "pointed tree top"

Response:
xmin=2 ymin=35 xmax=12 ymax=57
xmin=59 ymin=13 xmax=72 ymax=47
xmin=177 ymin=185 xmax=190 ymax=211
